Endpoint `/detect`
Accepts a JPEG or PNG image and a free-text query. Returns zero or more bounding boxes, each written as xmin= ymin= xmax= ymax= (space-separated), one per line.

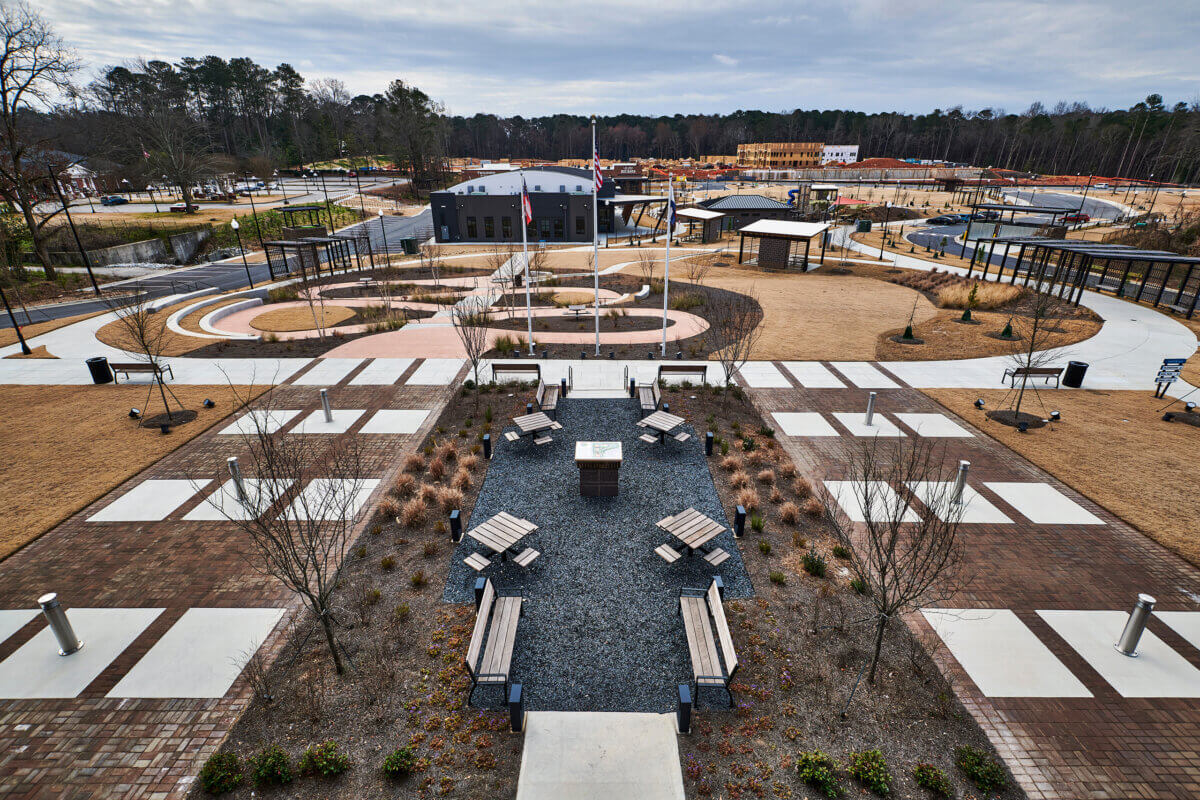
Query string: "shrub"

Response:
xmin=382 ymin=746 xmax=417 ymax=778
xmin=850 ymin=578 xmax=869 ymax=595
xmin=792 ymin=532 xmax=808 ymax=549
xmin=756 ymin=468 xmax=775 ymax=484
xmin=735 ymin=488 xmax=760 ymax=511
xmin=769 ymin=486 xmax=783 ymax=504
xmin=437 ymin=442 xmax=458 ymax=463
xmin=769 ymin=571 xmax=786 ymax=585
xmin=419 ymin=483 xmax=438 ymax=503
xmin=729 ymin=470 xmax=750 ymax=489
xmin=758 ymin=540 xmax=772 ymax=555
xmin=484 ymin=406 xmax=493 ymax=423
xmin=451 ymin=468 xmax=472 ymax=490
xmin=411 ymin=570 xmax=429 ymax=589
xmin=392 ymin=473 xmax=416 ymax=497
xmin=911 ymin=763 xmax=952 ymax=797
xmin=266 ymin=286 xmax=299 ymax=303
xmin=802 ymin=550 xmax=827 ymax=577
xmin=780 ymin=461 xmax=798 ymax=479
xmin=779 ymin=502 xmax=799 ymax=524
xmin=460 ymin=453 xmax=480 ymax=471
xmin=403 ymin=454 xmax=425 ymax=473
xmin=832 ymin=544 xmax=851 ymax=559
xmin=803 ymin=497 xmax=824 ymax=517
xmin=792 ymin=476 xmax=812 ymax=498
xmin=427 ymin=456 xmax=446 ymax=481
xmin=434 ymin=519 xmax=447 ymax=534
xmin=937 ymin=281 xmax=1023 ymax=310
xmin=720 ymin=455 xmax=742 ymax=472
xmin=757 ymin=425 xmax=775 ymax=438
xmin=750 ymin=512 xmax=765 ymax=533
xmin=847 ymin=749 xmax=891 ymax=795
xmin=422 ymin=542 xmax=438 ymax=557
xmin=377 ymin=497 xmax=400 ymax=518
xmin=198 ymin=752 xmax=242 ymax=794
xmin=955 ymin=745 xmax=1007 ymax=791
xmin=381 ymin=555 xmax=396 ymax=571
xmin=741 ymin=436 xmax=757 ymax=452
xmin=669 ymin=292 xmax=703 ymax=311
xmin=719 ymin=439 xmax=730 ymax=456
xmin=393 ymin=603 xmax=411 ymax=623
xmin=297 ymin=741 xmax=351 ymax=778
xmin=400 ymin=498 xmax=427 ymax=527
xmin=796 ymin=750 xmax=841 ymax=797
xmin=436 ymin=486 xmax=464 ymax=512
xmin=248 ymin=745 xmax=293 ymax=787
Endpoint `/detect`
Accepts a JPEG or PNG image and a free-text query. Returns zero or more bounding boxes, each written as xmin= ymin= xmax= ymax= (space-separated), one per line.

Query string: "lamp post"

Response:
xmin=312 ymin=170 xmax=334 ymax=231
xmin=377 ymin=209 xmax=389 ymax=262
xmin=275 ymin=170 xmax=288 ymax=205
xmin=244 ymin=175 xmax=265 ymax=249
xmin=148 ymin=184 xmax=160 ymax=213
xmin=47 ymin=165 xmax=101 ymax=295
xmin=231 ymin=219 xmax=254 ymax=288
xmin=120 ymin=177 xmax=131 ymax=203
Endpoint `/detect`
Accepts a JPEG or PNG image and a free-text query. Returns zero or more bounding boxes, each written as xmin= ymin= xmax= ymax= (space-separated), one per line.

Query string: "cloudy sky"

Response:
xmin=40 ymin=0 xmax=1200 ymax=117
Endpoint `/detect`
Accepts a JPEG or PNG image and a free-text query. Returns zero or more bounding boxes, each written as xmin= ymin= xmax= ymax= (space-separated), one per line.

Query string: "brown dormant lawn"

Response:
xmin=0 ymin=383 xmax=265 ymax=559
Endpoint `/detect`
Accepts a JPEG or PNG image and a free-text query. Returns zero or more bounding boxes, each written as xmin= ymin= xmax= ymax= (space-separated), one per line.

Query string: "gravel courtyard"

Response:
xmin=443 ymin=396 xmax=753 ymax=712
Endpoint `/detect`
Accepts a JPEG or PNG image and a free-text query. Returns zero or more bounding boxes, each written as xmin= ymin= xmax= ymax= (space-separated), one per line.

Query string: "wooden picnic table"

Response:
xmin=638 ymin=410 xmax=686 ymax=442
xmin=512 ymin=411 xmax=555 ymax=436
xmin=467 ymin=511 xmax=538 ymax=559
xmin=658 ymin=508 xmax=725 ymax=554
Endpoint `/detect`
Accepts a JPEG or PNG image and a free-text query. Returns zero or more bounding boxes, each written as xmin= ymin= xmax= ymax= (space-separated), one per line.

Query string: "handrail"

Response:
xmin=567 ymin=365 xmax=573 ymax=390
xmin=623 ymin=364 xmax=628 ymax=389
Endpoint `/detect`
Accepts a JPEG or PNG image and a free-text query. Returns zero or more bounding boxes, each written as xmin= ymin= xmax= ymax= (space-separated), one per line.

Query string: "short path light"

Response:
xmin=320 ymin=388 xmax=333 ymax=423
xmin=38 ymin=593 xmax=82 ymax=655
xmin=973 ymin=398 xmax=985 ymax=410
xmin=1115 ymin=594 xmax=1156 ymax=657
xmin=1049 ymin=410 xmax=1061 ymax=422
xmin=951 ymin=460 xmax=970 ymax=505
xmin=202 ymin=398 xmax=215 ymax=409
xmin=128 ymin=408 xmax=141 ymax=419
xmin=864 ymin=392 xmax=877 ymax=426
xmin=228 ymin=456 xmax=247 ymax=501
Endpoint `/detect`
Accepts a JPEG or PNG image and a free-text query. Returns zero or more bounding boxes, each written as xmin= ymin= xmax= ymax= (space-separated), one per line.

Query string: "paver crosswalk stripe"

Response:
xmin=87 ymin=479 xmax=211 ymax=522
xmin=983 ymin=482 xmax=1106 ymax=525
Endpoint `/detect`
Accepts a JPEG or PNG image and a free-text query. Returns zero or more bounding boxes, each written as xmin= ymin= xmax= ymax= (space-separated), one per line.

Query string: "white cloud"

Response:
xmin=713 ymin=54 xmax=738 ymax=67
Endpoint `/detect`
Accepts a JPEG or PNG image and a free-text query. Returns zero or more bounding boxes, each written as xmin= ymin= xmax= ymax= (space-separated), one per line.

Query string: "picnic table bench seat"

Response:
xmin=679 ymin=578 xmax=738 ymax=707
xmin=513 ymin=547 xmax=540 ymax=568
xmin=504 ymin=431 xmax=520 ymax=442
xmin=638 ymin=382 xmax=662 ymax=412
xmin=702 ymin=548 xmax=730 ymax=567
xmin=1002 ymin=366 xmax=1063 ymax=387
xmin=673 ymin=431 xmax=691 ymax=442
xmin=109 ymin=362 xmax=174 ymax=383
xmin=655 ymin=543 xmax=682 ymax=563
xmin=465 ymin=578 xmax=524 ymax=707
xmin=638 ymin=433 xmax=659 ymax=444
xmin=463 ymin=552 xmax=492 ymax=572
xmin=533 ymin=434 xmax=552 ymax=446
xmin=535 ymin=379 xmax=559 ymax=417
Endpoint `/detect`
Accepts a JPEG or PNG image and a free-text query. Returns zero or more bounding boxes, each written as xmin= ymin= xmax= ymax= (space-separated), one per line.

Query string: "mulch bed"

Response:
xmin=654 ymin=383 xmax=1021 ymax=800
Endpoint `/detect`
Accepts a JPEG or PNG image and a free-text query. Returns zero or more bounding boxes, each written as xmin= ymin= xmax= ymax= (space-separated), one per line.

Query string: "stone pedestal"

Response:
xmin=575 ymin=441 xmax=622 ymax=497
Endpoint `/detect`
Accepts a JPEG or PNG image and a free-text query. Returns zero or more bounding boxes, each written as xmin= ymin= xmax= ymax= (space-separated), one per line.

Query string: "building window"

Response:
xmin=539 ymin=219 xmax=551 ymax=239
xmin=502 ymin=216 xmax=513 ymax=238
xmin=466 ymin=216 xmax=477 ymax=238
xmin=575 ymin=216 xmax=585 ymax=235
xmin=484 ymin=216 xmax=495 ymax=238
xmin=553 ymin=218 xmax=564 ymax=239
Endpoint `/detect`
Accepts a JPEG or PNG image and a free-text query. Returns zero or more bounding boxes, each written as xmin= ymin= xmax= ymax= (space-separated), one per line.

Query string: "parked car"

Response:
xmin=99 ymin=195 xmax=128 ymax=206
xmin=1061 ymin=213 xmax=1090 ymax=223
xmin=169 ymin=202 xmax=200 ymax=212
xmin=926 ymin=215 xmax=960 ymax=225
xmin=972 ymin=210 xmax=1000 ymax=221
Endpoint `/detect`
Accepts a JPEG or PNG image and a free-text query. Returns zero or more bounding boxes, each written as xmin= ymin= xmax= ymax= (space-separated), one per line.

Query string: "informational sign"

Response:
xmin=1154 ymin=358 xmax=1187 ymax=398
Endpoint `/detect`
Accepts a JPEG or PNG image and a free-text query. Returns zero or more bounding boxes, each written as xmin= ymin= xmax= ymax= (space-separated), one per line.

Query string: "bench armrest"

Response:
xmin=679 ymin=586 xmax=708 ymax=600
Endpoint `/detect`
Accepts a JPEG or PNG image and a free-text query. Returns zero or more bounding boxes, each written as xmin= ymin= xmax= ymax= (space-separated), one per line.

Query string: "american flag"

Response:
xmin=593 ymin=145 xmax=603 ymax=191
xmin=520 ymin=178 xmax=533 ymax=225
xmin=668 ymin=181 xmax=676 ymax=229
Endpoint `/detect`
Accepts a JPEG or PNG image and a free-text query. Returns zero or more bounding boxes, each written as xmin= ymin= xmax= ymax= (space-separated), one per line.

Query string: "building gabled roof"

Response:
xmin=699 ymin=193 xmax=790 ymax=211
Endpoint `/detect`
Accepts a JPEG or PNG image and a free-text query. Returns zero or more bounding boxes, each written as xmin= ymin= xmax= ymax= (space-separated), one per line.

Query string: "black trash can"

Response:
xmin=86 ymin=356 xmax=113 ymax=385
xmin=1063 ymin=360 xmax=1088 ymax=388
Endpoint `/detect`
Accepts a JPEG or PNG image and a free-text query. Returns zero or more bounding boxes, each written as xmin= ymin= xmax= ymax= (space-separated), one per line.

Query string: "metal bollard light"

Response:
xmin=629 ymin=378 xmax=636 ymax=398
xmin=705 ymin=431 xmax=714 ymax=456
xmin=227 ymin=456 xmax=247 ymax=501
xmin=734 ymin=505 xmax=746 ymax=538
xmin=951 ymin=460 xmax=970 ymax=505
xmin=320 ymin=388 xmax=333 ymax=423
xmin=677 ymin=684 xmax=692 ymax=734
xmin=508 ymin=683 xmax=525 ymax=733
xmin=482 ymin=433 xmax=492 ymax=460
xmin=38 ymin=593 xmax=82 ymax=655
xmin=1115 ymin=594 xmax=1156 ymax=657
xmin=449 ymin=509 xmax=462 ymax=542
xmin=473 ymin=578 xmax=487 ymax=609
xmin=864 ymin=391 xmax=877 ymax=426
xmin=662 ymin=402 xmax=670 ymax=414
xmin=560 ymin=377 xmax=568 ymax=398
xmin=526 ymin=402 xmax=534 ymax=415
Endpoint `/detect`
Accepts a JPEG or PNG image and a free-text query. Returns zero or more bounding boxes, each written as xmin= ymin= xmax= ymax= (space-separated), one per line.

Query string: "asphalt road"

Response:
xmin=1 ymin=208 xmax=433 ymax=328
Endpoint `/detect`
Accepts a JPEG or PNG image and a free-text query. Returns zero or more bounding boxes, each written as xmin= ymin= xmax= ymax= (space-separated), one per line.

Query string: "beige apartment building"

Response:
xmin=736 ymin=142 xmax=825 ymax=169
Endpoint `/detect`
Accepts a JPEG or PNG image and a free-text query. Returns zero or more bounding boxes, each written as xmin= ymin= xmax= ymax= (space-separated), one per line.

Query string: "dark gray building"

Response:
xmin=697 ymin=193 xmax=795 ymax=230
xmin=431 ymin=167 xmax=620 ymax=244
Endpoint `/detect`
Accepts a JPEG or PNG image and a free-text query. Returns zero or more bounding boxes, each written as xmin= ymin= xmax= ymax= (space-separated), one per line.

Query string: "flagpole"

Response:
xmin=662 ymin=173 xmax=671 ymax=356
xmin=592 ymin=115 xmax=600 ymax=356
xmin=521 ymin=180 xmax=534 ymax=355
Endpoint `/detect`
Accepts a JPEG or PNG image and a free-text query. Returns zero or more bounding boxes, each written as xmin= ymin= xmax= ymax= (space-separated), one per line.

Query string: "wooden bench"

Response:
xmin=465 ymin=578 xmax=523 ymax=707
xmin=655 ymin=543 xmax=682 ymax=563
xmin=673 ymin=432 xmax=691 ymax=442
xmin=504 ymin=431 xmax=520 ymax=442
xmin=533 ymin=434 xmax=552 ymax=446
xmin=109 ymin=362 xmax=174 ymax=384
xmin=1002 ymin=366 xmax=1063 ymax=388
xmin=658 ymin=363 xmax=707 ymax=385
xmin=678 ymin=578 xmax=738 ymax=707
xmin=564 ymin=304 xmax=588 ymax=318
xmin=491 ymin=362 xmax=540 ymax=383
xmin=638 ymin=432 xmax=659 ymax=444
xmin=638 ymin=381 xmax=661 ymax=412
xmin=535 ymin=379 xmax=559 ymax=417
xmin=703 ymin=548 xmax=729 ymax=567
xmin=463 ymin=552 xmax=491 ymax=572
xmin=513 ymin=547 xmax=539 ymax=568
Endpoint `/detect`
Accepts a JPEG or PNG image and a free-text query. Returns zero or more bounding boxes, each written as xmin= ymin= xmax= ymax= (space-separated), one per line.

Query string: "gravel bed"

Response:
xmin=442 ymin=397 xmax=753 ymax=712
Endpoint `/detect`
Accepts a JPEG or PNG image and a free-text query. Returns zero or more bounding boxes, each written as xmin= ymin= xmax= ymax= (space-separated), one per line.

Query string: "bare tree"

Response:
xmin=418 ymin=240 xmax=443 ymax=291
xmin=0 ymin=2 xmax=80 ymax=274
xmin=485 ymin=244 xmax=516 ymax=319
xmin=293 ymin=264 xmax=328 ymax=340
xmin=103 ymin=287 xmax=182 ymax=421
xmin=1007 ymin=290 xmax=1069 ymax=418
xmin=450 ymin=287 xmax=491 ymax=403
xmin=702 ymin=286 xmax=763 ymax=396
xmin=203 ymin=388 xmax=370 ymax=674
xmin=685 ymin=250 xmax=715 ymax=286
xmin=635 ymin=247 xmax=657 ymax=287
xmin=821 ymin=437 xmax=965 ymax=685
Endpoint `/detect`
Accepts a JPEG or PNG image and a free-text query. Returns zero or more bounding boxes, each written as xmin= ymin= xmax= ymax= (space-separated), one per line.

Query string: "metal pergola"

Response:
xmin=263 ymin=239 xmax=322 ymax=280
xmin=301 ymin=236 xmax=355 ymax=272
xmin=973 ymin=203 xmax=1077 ymax=223
xmin=966 ymin=235 xmax=1200 ymax=318
xmin=279 ymin=205 xmax=326 ymax=227
xmin=331 ymin=229 xmax=374 ymax=269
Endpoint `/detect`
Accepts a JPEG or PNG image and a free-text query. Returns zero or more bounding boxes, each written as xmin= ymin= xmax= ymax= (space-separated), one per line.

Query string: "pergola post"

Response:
xmin=1011 ymin=243 xmax=1027 ymax=284
xmin=803 ymin=237 xmax=811 ymax=271
xmin=820 ymin=230 xmax=828 ymax=265
xmin=1072 ymin=254 xmax=1093 ymax=305
xmin=738 ymin=233 xmax=745 ymax=264
xmin=1116 ymin=259 xmax=1134 ymax=298
xmin=1097 ymin=258 xmax=1114 ymax=291
xmin=986 ymin=239 xmax=999 ymax=279
xmin=1187 ymin=273 xmax=1200 ymax=319
xmin=1175 ymin=264 xmax=1194 ymax=308
xmin=1135 ymin=260 xmax=1154 ymax=302
xmin=1154 ymin=262 xmax=1176 ymax=308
